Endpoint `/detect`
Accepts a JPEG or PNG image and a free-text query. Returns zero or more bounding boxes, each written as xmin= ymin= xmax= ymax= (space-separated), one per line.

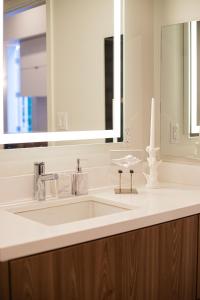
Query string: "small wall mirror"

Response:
xmin=0 ymin=0 xmax=123 ymax=147
xmin=161 ymin=20 xmax=200 ymax=159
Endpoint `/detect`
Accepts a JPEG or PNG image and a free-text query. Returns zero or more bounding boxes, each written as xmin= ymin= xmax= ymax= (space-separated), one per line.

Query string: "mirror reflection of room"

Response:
xmin=49 ymin=0 xmax=115 ymax=133
xmin=3 ymin=1 xmax=47 ymax=135
xmin=3 ymin=0 xmax=123 ymax=148
xmin=161 ymin=20 xmax=200 ymax=159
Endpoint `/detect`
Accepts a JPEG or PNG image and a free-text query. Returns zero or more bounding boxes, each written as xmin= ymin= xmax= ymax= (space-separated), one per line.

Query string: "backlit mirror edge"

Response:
xmin=0 ymin=0 xmax=122 ymax=145
xmin=0 ymin=0 xmax=3 ymax=136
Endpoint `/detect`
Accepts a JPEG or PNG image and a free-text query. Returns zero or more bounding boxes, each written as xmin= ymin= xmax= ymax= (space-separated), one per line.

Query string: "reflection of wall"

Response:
xmin=20 ymin=35 xmax=47 ymax=97
xmin=4 ymin=0 xmax=45 ymax=14
xmin=161 ymin=24 xmax=185 ymax=154
xmin=4 ymin=6 xmax=47 ymax=98
xmin=154 ymin=0 xmax=200 ymax=158
xmin=4 ymin=5 xmax=46 ymax=41
xmin=50 ymin=0 xmax=113 ymax=132
xmin=32 ymin=97 xmax=47 ymax=132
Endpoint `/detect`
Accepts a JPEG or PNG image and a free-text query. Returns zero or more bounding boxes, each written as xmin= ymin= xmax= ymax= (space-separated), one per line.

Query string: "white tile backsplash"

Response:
xmin=6 ymin=146 xmax=199 ymax=204
xmin=158 ymin=161 xmax=200 ymax=186
xmin=0 ymin=175 xmax=33 ymax=204
xmin=0 ymin=147 xmax=146 ymax=205
xmin=0 ymin=166 xmax=112 ymax=204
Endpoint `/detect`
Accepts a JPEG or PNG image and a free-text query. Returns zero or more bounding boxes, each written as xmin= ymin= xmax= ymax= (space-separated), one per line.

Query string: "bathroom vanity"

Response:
xmin=2 ymin=215 xmax=198 ymax=300
xmin=1 ymin=0 xmax=200 ymax=299
xmin=0 ymin=186 xmax=200 ymax=300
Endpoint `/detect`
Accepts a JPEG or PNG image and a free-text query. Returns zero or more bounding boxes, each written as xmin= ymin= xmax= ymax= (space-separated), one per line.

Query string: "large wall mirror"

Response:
xmin=0 ymin=0 xmax=123 ymax=147
xmin=161 ymin=20 xmax=200 ymax=160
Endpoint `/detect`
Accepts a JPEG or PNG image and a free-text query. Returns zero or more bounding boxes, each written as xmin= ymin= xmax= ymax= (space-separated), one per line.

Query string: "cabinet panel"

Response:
xmin=122 ymin=225 xmax=159 ymax=300
xmin=158 ymin=216 xmax=198 ymax=300
xmin=122 ymin=215 xmax=198 ymax=300
xmin=0 ymin=262 xmax=10 ymax=300
xmin=10 ymin=215 xmax=198 ymax=300
xmin=10 ymin=235 xmax=123 ymax=300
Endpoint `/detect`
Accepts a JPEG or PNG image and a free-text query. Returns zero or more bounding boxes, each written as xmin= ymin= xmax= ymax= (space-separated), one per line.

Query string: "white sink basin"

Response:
xmin=11 ymin=196 xmax=134 ymax=226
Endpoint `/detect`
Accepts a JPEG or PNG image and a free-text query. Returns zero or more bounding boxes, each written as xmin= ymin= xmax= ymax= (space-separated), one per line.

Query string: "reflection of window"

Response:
xmin=18 ymin=97 xmax=33 ymax=132
xmin=4 ymin=4 xmax=47 ymax=135
xmin=6 ymin=43 xmax=33 ymax=133
xmin=5 ymin=35 xmax=47 ymax=133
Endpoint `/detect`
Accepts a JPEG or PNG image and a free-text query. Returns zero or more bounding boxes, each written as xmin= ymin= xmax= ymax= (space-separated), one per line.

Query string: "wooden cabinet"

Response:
xmin=7 ymin=215 xmax=198 ymax=300
xmin=0 ymin=215 xmax=198 ymax=300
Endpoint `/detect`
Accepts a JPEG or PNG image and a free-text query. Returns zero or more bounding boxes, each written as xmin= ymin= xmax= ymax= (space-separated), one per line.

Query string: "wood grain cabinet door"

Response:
xmin=158 ymin=216 xmax=198 ymax=300
xmin=10 ymin=236 xmax=124 ymax=300
xmin=0 ymin=262 xmax=10 ymax=300
xmin=9 ymin=215 xmax=198 ymax=300
xmin=197 ymin=215 xmax=200 ymax=300
xmin=121 ymin=215 xmax=198 ymax=300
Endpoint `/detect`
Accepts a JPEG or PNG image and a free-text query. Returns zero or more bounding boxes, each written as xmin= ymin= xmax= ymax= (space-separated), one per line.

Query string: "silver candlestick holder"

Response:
xmin=144 ymin=146 xmax=161 ymax=188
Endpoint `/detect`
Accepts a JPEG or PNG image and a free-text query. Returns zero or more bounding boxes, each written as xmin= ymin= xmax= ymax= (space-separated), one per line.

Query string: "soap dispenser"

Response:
xmin=73 ymin=159 xmax=88 ymax=195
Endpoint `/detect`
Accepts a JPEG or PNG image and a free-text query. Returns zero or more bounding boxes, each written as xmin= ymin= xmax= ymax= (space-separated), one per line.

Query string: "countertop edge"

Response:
xmin=1 ymin=202 xmax=200 ymax=262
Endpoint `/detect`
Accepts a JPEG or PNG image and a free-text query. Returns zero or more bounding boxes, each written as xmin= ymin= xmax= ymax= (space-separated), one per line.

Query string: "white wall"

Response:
xmin=125 ymin=0 xmax=154 ymax=149
xmin=155 ymin=0 xmax=200 ymax=25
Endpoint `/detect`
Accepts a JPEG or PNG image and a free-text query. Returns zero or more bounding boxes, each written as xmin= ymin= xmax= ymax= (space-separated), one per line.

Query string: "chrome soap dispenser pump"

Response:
xmin=72 ymin=158 xmax=88 ymax=196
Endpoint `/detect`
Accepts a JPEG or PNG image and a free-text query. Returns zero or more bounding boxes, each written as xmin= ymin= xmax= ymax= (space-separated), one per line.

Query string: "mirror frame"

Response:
xmin=0 ymin=0 xmax=122 ymax=144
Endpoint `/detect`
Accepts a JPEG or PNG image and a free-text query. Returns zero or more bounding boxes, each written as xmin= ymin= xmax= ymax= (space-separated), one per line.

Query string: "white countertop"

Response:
xmin=1 ymin=183 xmax=200 ymax=261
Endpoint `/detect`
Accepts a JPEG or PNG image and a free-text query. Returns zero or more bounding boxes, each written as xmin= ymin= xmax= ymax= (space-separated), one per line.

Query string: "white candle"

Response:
xmin=150 ymin=98 xmax=156 ymax=148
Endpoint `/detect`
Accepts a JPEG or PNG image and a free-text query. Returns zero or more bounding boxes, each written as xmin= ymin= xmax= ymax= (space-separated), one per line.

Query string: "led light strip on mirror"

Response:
xmin=0 ymin=0 xmax=123 ymax=144
xmin=189 ymin=20 xmax=199 ymax=135
xmin=0 ymin=0 xmax=3 ymax=136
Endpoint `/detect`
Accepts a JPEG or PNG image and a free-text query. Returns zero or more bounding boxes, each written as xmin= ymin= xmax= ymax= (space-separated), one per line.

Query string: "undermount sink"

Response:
xmin=11 ymin=196 xmax=133 ymax=226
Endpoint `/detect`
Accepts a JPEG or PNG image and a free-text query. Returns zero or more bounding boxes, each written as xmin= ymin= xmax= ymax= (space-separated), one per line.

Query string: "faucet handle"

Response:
xmin=76 ymin=158 xmax=88 ymax=172
xmin=34 ymin=162 xmax=45 ymax=175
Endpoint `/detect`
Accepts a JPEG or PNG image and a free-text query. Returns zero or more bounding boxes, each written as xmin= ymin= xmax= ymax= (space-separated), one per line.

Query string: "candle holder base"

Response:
xmin=114 ymin=187 xmax=138 ymax=194
xmin=144 ymin=146 xmax=161 ymax=189
xmin=145 ymin=182 xmax=160 ymax=189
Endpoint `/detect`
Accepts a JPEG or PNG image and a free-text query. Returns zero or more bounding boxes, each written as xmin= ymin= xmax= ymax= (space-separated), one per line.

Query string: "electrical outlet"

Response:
xmin=124 ymin=128 xmax=132 ymax=143
xmin=169 ymin=122 xmax=180 ymax=144
xmin=57 ymin=112 xmax=68 ymax=131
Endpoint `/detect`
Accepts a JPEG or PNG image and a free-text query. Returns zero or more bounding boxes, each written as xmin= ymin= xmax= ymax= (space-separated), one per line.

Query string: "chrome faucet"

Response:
xmin=34 ymin=162 xmax=58 ymax=201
